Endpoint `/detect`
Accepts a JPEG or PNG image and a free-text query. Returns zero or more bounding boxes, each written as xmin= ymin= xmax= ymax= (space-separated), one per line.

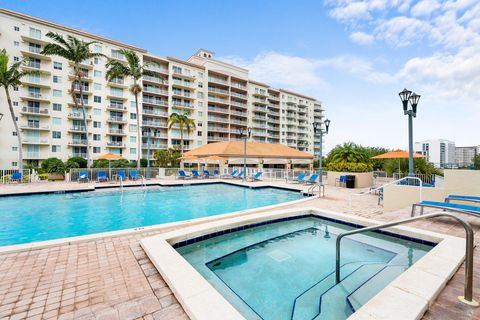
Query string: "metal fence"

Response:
xmin=69 ymin=167 xmax=160 ymax=181
xmin=393 ymin=172 xmax=436 ymax=185
xmin=0 ymin=169 xmax=33 ymax=184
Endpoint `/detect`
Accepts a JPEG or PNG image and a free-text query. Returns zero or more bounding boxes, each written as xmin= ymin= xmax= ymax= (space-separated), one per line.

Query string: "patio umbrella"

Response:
xmin=371 ymin=150 xmax=424 ymax=173
xmin=97 ymin=153 xmax=125 ymax=177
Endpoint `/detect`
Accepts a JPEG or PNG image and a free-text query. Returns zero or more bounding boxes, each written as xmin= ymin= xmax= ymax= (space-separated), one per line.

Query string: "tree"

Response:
xmin=327 ymin=142 xmax=370 ymax=164
xmin=41 ymin=157 xmax=66 ymax=174
xmin=167 ymin=112 xmax=196 ymax=156
xmin=153 ymin=148 xmax=181 ymax=167
xmin=105 ymin=49 xmax=159 ymax=169
xmin=41 ymin=32 xmax=105 ymax=167
xmin=66 ymin=156 xmax=87 ymax=168
xmin=472 ymin=154 xmax=480 ymax=170
xmin=0 ymin=49 xmax=38 ymax=171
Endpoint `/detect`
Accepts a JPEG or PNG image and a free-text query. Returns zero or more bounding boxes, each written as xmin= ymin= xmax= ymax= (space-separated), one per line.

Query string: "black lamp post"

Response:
xmin=398 ymin=88 xmax=421 ymax=177
xmin=239 ymin=127 xmax=251 ymax=182
xmin=313 ymin=119 xmax=330 ymax=192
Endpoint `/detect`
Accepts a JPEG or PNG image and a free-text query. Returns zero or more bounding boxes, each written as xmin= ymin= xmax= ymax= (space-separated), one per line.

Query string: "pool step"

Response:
xmin=347 ymin=265 xmax=408 ymax=312
xmin=313 ymin=263 xmax=387 ymax=320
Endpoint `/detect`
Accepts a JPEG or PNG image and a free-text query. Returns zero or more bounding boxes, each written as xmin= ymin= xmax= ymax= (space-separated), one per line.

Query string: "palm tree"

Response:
xmin=0 ymin=49 xmax=38 ymax=172
xmin=328 ymin=142 xmax=370 ymax=163
xmin=167 ymin=112 xmax=196 ymax=156
xmin=105 ymin=49 xmax=159 ymax=169
xmin=41 ymin=32 xmax=105 ymax=167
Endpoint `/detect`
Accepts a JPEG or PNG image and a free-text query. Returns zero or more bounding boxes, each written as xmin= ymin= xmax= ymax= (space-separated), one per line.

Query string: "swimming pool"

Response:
xmin=0 ymin=183 xmax=305 ymax=246
xmin=177 ymin=215 xmax=433 ymax=320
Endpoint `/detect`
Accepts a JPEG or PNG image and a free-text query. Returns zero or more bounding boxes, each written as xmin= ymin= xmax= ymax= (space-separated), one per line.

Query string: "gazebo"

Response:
xmin=182 ymin=141 xmax=314 ymax=172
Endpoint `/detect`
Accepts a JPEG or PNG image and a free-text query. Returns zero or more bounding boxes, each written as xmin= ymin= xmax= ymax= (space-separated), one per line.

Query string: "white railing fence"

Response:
xmin=69 ymin=167 xmax=160 ymax=181
xmin=0 ymin=169 xmax=33 ymax=184
xmin=393 ymin=172 xmax=436 ymax=185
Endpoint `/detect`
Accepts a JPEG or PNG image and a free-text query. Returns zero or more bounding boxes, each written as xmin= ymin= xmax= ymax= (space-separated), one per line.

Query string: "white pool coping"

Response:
xmin=140 ymin=207 xmax=466 ymax=320
xmin=0 ymin=183 xmax=312 ymax=254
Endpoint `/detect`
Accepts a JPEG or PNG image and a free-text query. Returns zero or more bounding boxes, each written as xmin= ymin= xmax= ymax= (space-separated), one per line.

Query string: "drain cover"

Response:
xmin=267 ymin=249 xmax=291 ymax=262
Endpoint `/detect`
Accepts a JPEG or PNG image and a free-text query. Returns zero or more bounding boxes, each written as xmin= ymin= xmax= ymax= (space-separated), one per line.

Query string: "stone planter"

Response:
xmin=326 ymin=171 xmax=373 ymax=188
xmin=48 ymin=173 xmax=65 ymax=181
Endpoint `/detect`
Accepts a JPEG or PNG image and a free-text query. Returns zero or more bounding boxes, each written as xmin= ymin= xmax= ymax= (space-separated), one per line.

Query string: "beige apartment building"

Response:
xmin=0 ymin=9 xmax=325 ymax=169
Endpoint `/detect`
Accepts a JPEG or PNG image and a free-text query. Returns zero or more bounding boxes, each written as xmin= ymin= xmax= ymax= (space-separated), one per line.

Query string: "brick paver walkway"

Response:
xmin=0 ymin=182 xmax=478 ymax=319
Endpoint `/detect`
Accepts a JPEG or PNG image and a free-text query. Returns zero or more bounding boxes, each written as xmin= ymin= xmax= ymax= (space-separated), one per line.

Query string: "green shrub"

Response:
xmin=41 ymin=157 xmax=66 ymax=174
xmin=37 ymin=173 xmax=49 ymax=180
xmin=327 ymin=161 xmax=372 ymax=173
xmin=67 ymin=156 xmax=87 ymax=168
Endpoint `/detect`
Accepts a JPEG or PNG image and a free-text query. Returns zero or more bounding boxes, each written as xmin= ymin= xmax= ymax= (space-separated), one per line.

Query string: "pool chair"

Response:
xmin=178 ymin=170 xmax=192 ymax=180
xmin=304 ymin=173 xmax=319 ymax=184
xmin=235 ymin=171 xmax=245 ymax=179
xmin=335 ymin=175 xmax=346 ymax=187
xmin=247 ymin=172 xmax=263 ymax=182
xmin=445 ymin=195 xmax=480 ymax=204
xmin=10 ymin=172 xmax=22 ymax=183
xmin=411 ymin=200 xmax=480 ymax=217
xmin=97 ymin=171 xmax=108 ymax=182
xmin=130 ymin=170 xmax=141 ymax=181
xmin=116 ymin=170 xmax=127 ymax=181
xmin=191 ymin=170 xmax=201 ymax=179
xmin=78 ymin=171 xmax=89 ymax=183
xmin=221 ymin=169 xmax=238 ymax=179
xmin=213 ymin=169 xmax=219 ymax=177
xmin=203 ymin=170 xmax=212 ymax=179
xmin=288 ymin=172 xmax=306 ymax=184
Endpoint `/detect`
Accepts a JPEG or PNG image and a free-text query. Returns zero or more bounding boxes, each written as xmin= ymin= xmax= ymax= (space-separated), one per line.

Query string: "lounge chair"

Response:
xmin=10 ymin=172 xmax=22 ymax=183
xmin=213 ymin=169 xmax=219 ymax=177
xmin=130 ymin=170 xmax=141 ymax=181
xmin=178 ymin=170 xmax=192 ymax=180
xmin=97 ymin=171 xmax=108 ymax=182
xmin=335 ymin=175 xmax=346 ymax=187
xmin=191 ymin=170 xmax=201 ymax=179
xmin=203 ymin=170 xmax=212 ymax=179
xmin=411 ymin=200 xmax=480 ymax=217
xmin=445 ymin=195 xmax=480 ymax=204
xmin=304 ymin=173 xmax=319 ymax=184
xmin=221 ymin=170 xmax=238 ymax=179
xmin=247 ymin=172 xmax=263 ymax=182
xmin=78 ymin=171 xmax=89 ymax=183
xmin=288 ymin=172 xmax=306 ymax=183
xmin=235 ymin=171 xmax=245 ymax=179
xmin=116 ymin=170 xmax=127 ymax=181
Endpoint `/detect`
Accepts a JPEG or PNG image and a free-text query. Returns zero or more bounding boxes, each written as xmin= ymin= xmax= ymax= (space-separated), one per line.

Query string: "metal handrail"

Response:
xmin=335 ymin=212 xmax=478 ymax=306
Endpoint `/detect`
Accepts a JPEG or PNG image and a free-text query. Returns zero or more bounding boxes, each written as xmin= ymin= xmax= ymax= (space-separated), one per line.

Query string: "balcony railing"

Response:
xmin=27 ymin=92 xmax=42 ymax=98
xmin=208 ymin=106 xmax=229 ymax=114
xmin=142 ymin=121 xmax=168 ymax=128
xmin=143 ymin=97 xmax=168 ymax=106
xmin=208 ymin=96 xmax=229 ymax=104
xmin=27 ymin=61 xmax=41 ymax=69
xmin=230 ymin=92 xmax=247 ymax=99
xmin=22 ymin=138 xmax=49 ymax=144
xmin=231 ymin=82 xmax=247 ymax=90
xmin=107 ymin=141 xmax=125 ymax=147
xmin=231 ymin=101 xmax=247 ymax=108
xmin=208 ymin=116 xmax=229 ymax=123
xmin=21 ymin=107 xmax=48 ymax=115
xmin=142 ymin=143 xmax=168 ymax=149
xmin=172 ymin=80 xmax=193 ymax=87
xmin=71 ymin=153 xmax=87 ymax=158
xmin=108 ymin=116 xmax=126 ymax=122
xmin=208 ymin=77 xmax=228 ymax=85
xmin=208 ymin=87 xmax=229 ymax=95
xmin=208 ymin=126 xmax=229 ymax=133
xmin=208 ymin=136 xmax=230 ymax=141
xmin=28 ymin=46 xmax=42 ymax=54
xmin=73 ymin=85 xmax=89 ymax=92
xmin=108 ymin=128 xmax=125 ymax=135
xmin=110 ymin=78 xmax=124 ymax=85
xmin=231 ymin=110 xmax=247 ymax=117
xmin=143 ymin=75 xmax=168 ymax=85
xmin=21 ymin=123 xmax=49 ymax=130
xmin=107 ymin=104 xmax=127 ymax=111
xmin=142 ymin=109 xmax=169 ymax=117
xmin=69 ymin=140 xmax=88 ymax=145
xmin=144 ymin=86 xmax=169 ymax=95
xmin=171 ymin=101 xmax=194 ymax=108
xmin=70 ymin=126 xmax=86 ymax=132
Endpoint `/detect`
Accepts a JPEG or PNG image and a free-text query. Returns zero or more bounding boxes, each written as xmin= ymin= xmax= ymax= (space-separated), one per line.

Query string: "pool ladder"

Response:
xmin=307 ymin=183 xmax=325 ymax=197
xmin=335 ymin=212 xmax=478 ymax=306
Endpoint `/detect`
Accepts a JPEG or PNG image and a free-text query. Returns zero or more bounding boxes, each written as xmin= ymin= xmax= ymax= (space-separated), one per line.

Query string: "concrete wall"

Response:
xmin=383 ymin=169 xmax=480 ymax=212
xmin=327 ymin=171 xmax=373 ymax=188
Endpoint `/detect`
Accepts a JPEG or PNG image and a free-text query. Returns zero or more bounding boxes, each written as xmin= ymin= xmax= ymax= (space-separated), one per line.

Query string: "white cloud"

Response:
xmin=375 ymin=16 xmax=432 ymax=47
xmin=349 ymin=31 xmax=375 ymax=44
xmin=329 ymin=2 xmax=372 ymax=21
xmin=411 ymin=0 xmax=441 ymax=17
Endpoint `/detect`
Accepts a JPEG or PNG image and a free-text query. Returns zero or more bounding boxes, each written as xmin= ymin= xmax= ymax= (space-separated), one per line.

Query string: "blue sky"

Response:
xmin=3 ymin=0 xmax=479 ymax=150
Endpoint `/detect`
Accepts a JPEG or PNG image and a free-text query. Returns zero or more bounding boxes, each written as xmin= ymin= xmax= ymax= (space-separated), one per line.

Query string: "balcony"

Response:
xmin=21 ymin=92 xmax=50 ymax=103
xmin=68 ymin=125 xmax=87 ymax=132
xmin=20 ymin=107 xmax=49 ymax=116
xmin=207 ymin=126 xmax=229 ymax=133
xmin=20 ymin=123 xmax=50 ymax=131
xmin=144 ymin=64 xmax=169 ymax=75
xmin=107 ymin=78 xmax=127 ymax=88
xmin=172 ymin=91 xmax=193 ymax=99
xmin=208 ymin=106 xmax=229 ymax=114
xmin=231 ymin=101 xmax=247 ymax=108
xmin=268 ymin=95 xmax=280 ymax=101
xmin=22 ymin=138 xmax=49 ymax=145
xmin=71 ymin=153 xmax=87 ymax=158
xmin=252 ymin=97 xmax=267 ymax=105
xmin=107 ymin=94 xmax=127 ymax=101
xmin=231 ymin=110 xmax=247 ymax=117
xmin=144 ymin=86 xmax=169 ymax=96
xmin=230 ymin=92 xmax=248 ymax=100
xmin=208 ymin=136 xmax=230 ymax=142
xmin=208 ymin=116 xmax=229 ymax=124
xmin=143 ymin=75 xmax=168 ymax=85
xmin=142 ymin=121 xmax=168 ymax=128
xmin=142 ymin=143 xmax=168 ymax=149
xmin=143 ymin=97 xmax=168 ymax=107
xmin=68 ymin=139 xmax=88 ymax=146
xmin=73 ymin=85 xmax=90 ymax=93
xmin=231 ymin=82 xmax=247 ymax=91
xmin=24 ymin=152 xmax=49 ymax=159
xmin=107 ymin=116 xmax=127 ymax=123
xmin=171 ymin=101 xmax=194 ymax=110
xmin=253 ymin=106 xmax=267 ymax=113
xmin=253 ymin=90 xmax=268 ymax=97
xmin=107 ymin=104 xmax=128 ymax=112
xmin=22 ymin=62 xmax=51 ymax=75
xmin=142 ymin=109 xmax=169 ymax=117
xmin=208 ymin=77 xmax=229 ymax=86
xmin=208 ymin=86 xmax=229 ymax=96
xmin=172 ymin=69 xmax=196 ymax=80
xmin=108 ymin=128 xmax=126 ymax=136
xmin=267 ymin=126 xmax=280 ymax=131
xmin=21 ymin=75 xmax=51 ymax=88
xmin=107 ymin=141 xmax=126 ymax=148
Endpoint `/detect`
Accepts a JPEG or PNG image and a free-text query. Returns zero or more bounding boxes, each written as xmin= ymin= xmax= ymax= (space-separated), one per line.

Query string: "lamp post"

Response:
xmin=313 ymin=119 xmax=330 ymax=194
xmin=239 ymin=127 xmax=251 ymax=182
xmin=398 ymin=88 xmax=421 ymax=178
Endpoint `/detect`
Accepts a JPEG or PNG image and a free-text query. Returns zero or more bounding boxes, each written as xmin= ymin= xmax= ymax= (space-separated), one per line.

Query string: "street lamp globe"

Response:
xmin=398 ymin=88 xmax=412 ymax=112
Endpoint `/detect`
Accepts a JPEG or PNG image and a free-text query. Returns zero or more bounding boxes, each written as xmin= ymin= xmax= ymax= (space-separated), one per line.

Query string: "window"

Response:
xmin=197 ymin=141 xmax=202 ymax=146
xmin=52 ymin=145 xmax=61 ymax=152
xmin=198 ymin=82 xmax=203 ymax=88
xmin=198 ymin=121 xmax=202 ymax=127
xmin=197 ymin=131 xmax=202 ymax=136
xmin=94 ymin=44 xmax=102 ymax=53
xmin=197 ymin=92 xmax=203 ymax=99
xmin=93 ymin=121 xmax=101 ymax=128
xmin=94 ymin=83 xmax=101 ymax=90
xmin=52 ymin=117 xmax=61 ymax=125
xmin=129 ymin=124 xmax=137 ymax=132
xmin=93 ymin=134 xmax=101 ymax=141
xmin=110 ymin=87 xmax=123 ymax=97
xmin=12 ymin=162 xmax=17 ymax=167
xmin=129 ymin=136 xmax=136 ymax=143
xmin=93 ymin=108 xmax=101 ymax=115
xmin=94 ymin=57 xmax=101 ymax=65
xmin=14 ymin=26 xmax=19 ymax=31
xmin=130 ymin=113 xmax=137 ymax=120
xmin=93 ymin=147 xmax=101 ymax=153
xmin=13 ymin=102 xmax=18 ymax=106
xmin=52 ymin=131 xmax=61 ymax=139
xmin=111 ymin=49 xmax=124 ymax=60
xmin=53 ymin=76 xmax=62 ymax=83
xmin=94 ymin=70 xmax=102 ymax=78
xmin=94 ymin=96 xmax=101 ymax=103
xmin=13 ymin=132 xmax=17 ymax=136
xmin=53 ymin=62 xmax=62 ymax=70
xmin=53 ymin=90 xmax=62 ymax=97
xmin=13 ymin=41 xmax=19 ymax=47
xmin=130 ymin=148 xmax=136 ymax=155
xmin=198 ymin=111 xmax=203 ymax=117
xmin=198 ymin=72 xmax=203 ymax=78
xmin=13 ymin=86 xmax=18 ymax=91
xmin=12 ymin=146 xmax=18 ymax=151
xmin=13 ymin=56 xmax=19 ymax=62
xmin=29 ymin=27 xmax=41 ymax=39
xmin=52 ymin=103 xmax=62 ymax=111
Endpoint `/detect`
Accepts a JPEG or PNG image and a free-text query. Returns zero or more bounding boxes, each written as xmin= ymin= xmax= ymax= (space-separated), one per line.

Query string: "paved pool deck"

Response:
xmin=0 ymin=179 xmax=478 ymax=320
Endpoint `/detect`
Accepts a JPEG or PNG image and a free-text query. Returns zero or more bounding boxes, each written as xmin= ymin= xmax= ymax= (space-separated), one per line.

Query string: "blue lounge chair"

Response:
xmin=288 ymin=172 xmax=306 ymax=183
xmin=178 ymin=170 xmax=192 ymax=180
xmin=11 ymin=172 xmax=22 ymax=183
xmin=304 ymin=173 xmax=319 ymax=184
xmin=445 ymin=195 xmax=480 ymax=204
xmin=221 ymin=170 xmax=238 ymax=178
xmin=203 ymin=170 xmax=212 ymax=178
xmin=78 ymin=171 xmax=89 ymax=183
xmin=247 ymin=172 xmax=263 ymax=181
xmin=191 ymin=170 xmax=201 ymax=179
xmin=235 ymin=171 xmax=245 ymax=179
xmin=117 ymin=170 xmax=127 ymax=181
xmin=97 ymin=171 xmax=108 ymax=182
xmin=411 ymin=200 xmax=480 ymax=217
xmin=335 ymin=175 xmax=346 ymax=187
xmin=130 ymin=170 xmax=141 ymax=180
xmin=213 ymin=169 xmax=219 ymax=177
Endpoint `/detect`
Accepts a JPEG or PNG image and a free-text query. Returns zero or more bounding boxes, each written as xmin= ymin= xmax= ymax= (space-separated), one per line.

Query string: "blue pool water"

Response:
xmin=0 ymin=183 xmax=304 ymax=246
xmin=177 ymin=216 xmax=433 ymax=320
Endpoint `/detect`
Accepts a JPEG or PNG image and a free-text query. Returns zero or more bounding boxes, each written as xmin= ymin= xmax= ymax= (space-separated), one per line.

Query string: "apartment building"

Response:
xmin=455 ymin=146 xmax=479 ymax=168
xmin=414 ymin=139 xmax=456 ymax=168
xmin=0 ymin=9 xmax=325 ymax=169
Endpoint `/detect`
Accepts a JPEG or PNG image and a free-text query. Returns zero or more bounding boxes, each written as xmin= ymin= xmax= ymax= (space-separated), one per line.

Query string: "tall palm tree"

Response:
xmin=41 ymin=32 xmax=105 ymax=167
xmin=168 ymin=112 xmax=196 ymax=157
xmin=0 ymin=49 xmax=38 ymax=172
xmin=105 ymin=49 xmax=159 ymax=169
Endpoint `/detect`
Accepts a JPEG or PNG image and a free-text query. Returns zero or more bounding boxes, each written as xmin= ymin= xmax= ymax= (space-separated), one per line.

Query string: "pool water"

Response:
xmin=0 ymin=183 xmax=304 ymax=246
xmin=177 ymin=216 xmax=433 ymax=320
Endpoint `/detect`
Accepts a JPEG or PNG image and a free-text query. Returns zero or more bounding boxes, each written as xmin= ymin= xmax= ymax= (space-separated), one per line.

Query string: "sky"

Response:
xmin=2 ymin=0 xmax=479 ymax=151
